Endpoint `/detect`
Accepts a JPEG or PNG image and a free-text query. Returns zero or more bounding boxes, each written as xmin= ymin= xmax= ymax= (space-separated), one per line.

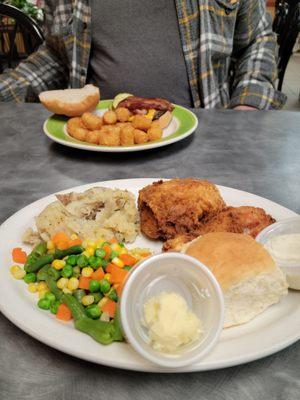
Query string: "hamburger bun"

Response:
xmin=183 ymin=232 xmax=288 ymax=328
xmin=39 ymin=85 xmax=100 ymax=117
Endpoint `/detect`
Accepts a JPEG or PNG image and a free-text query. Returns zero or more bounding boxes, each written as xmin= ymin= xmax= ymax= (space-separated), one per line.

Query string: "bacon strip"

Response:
xmin=117 ymin=96 xmax=174 ymax=112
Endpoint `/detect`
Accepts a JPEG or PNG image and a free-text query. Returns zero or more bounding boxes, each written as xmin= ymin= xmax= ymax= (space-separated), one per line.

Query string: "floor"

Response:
xmin=282 ymin=52 xmax=300 ymax=111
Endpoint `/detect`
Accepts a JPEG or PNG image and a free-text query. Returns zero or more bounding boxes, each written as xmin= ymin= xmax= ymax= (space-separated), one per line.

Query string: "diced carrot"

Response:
xmin=109 ymin=237 xmax=118 ymax=244
xmin=12 ymin=247 xmax=27 ymax=264
xmin=91 ymin=267 xmax=105 ymax=281
xmin=119 ymin=253 xmax=137 ymax=266
xmin=52 ymin=231 xmax=70 ymax=245
xmin=103 ymin=244 xmax=111 ymax=260
xmin=101 ymin=299 xmax=117 ymax=318
xmin=105 ymin=263 xmax=115 ymax=273
xmin=68 ymin=238 xmax=82 ymax=247
xmin=115 ymin=283 xmax=123 ymax=298
xmin=56 ymin=303 xmax=72 ymax=321
xmin=140 ymin=252 xmax=151 ymax=258
xmin=108 ymin=264 xmax=128 ymax=284
xmin=78 ymin=276 xmax=91 ymax=290
xmin=56 ymin=240 xmax=70 ymax=250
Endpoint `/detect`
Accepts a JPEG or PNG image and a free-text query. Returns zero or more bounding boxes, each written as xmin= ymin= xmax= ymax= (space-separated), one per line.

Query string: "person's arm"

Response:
xmin=229 ymin=0 xmax=286 ymax=110
xmin=0 ymin=1 xmax=68 ymax=102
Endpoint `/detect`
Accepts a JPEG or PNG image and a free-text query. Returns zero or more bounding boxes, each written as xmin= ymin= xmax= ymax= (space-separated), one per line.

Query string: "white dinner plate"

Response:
xmin=0 ymin=178 xmax=299 ymax=372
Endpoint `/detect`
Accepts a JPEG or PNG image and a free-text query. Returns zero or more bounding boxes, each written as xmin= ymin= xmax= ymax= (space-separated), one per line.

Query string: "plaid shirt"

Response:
xmin=0 ymin=0 xmax=286 ymax=109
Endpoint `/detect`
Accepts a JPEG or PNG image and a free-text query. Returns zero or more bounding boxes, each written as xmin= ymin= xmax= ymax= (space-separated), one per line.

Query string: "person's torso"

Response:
xmin=88 ymin=0 xmax=192 ymax=107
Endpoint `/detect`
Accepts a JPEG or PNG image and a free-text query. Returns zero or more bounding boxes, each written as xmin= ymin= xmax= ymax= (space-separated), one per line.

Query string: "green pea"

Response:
xmin=89 ymin=279 xmax=101 ymax=293
xmin=108 ymin=288 xmax=118 ymax=302
xmin=99 ymin=279 xmax=111 ymax=294
xmin=61 ymin=264 xmax=73 ymax=278
xmin=72 ymin=266 xmax=81 ymax=278
xmin=73 ymin=289 xmax=86 ymax=302
xmin=50 ymin=300 xmax=60 ymax=314
xmin=24 ymin=272 xmax=37 ymax=284
xmin=94 ymin=248 xmax=106 ymax=259
xmin=110 ymin=251 xmax=119 ymax=260
xmin=77 ymin=255 xmax=89 ymax=267
xmin=86 ymin=304 xmax=101 ymax=319
xmin=89 ymin=256 xmax=102 ymax=269
xmin=93 ymin=292 xmax=103 ymax=303
xmin=44 ymin=292 xmax=56 ymax=303
xmin=38 ymin=298 xmax=51 ymax=310
xmin=66 ymin=254 xmax=78 ymax=266
xmin=47 ymin=267 xmax=61 ymax=281
xmin=123 ymin=266 xmax=132 ymax=271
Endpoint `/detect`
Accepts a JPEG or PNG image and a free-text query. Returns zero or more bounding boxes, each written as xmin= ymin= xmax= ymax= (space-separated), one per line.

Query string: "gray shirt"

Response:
xmin=88 ymin=0 xmax=192 ymax=107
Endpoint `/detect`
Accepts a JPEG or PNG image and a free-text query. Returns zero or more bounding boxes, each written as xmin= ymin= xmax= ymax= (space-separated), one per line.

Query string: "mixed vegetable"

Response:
xmin=10 ymin=232 xmax=150 ymax=345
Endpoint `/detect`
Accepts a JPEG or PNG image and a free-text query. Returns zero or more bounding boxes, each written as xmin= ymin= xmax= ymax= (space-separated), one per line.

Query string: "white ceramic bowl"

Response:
xmin=256 ymin=217 xmax=300 ymax=290
xmin=119 ymin=253 xmax=224 ymax=368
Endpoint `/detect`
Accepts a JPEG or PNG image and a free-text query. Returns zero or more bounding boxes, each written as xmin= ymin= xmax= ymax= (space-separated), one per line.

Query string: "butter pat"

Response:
xmin=143 ymin=292 xmax=203 ymax=353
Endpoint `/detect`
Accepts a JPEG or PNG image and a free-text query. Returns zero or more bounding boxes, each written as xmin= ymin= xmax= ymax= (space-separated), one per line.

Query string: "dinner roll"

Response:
xmin=183 ymin=232 xmax=288 ymax=328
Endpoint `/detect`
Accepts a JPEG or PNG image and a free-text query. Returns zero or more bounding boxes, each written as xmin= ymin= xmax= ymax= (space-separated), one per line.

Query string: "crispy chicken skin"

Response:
xmin=138 ymin=179 xmax=226 ymax=240
xmin=163 ymin=206 xmax=276 ymax=251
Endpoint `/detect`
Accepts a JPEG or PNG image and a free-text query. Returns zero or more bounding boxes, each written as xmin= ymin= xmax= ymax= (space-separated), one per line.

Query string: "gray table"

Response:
xmin=0 ymin=104 xmax=299 ymax=400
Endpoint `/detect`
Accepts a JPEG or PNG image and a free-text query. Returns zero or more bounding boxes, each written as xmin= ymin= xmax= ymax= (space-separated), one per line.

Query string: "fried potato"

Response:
xmin=134 ymin=129 xmax=148 ymax=144
xmin=67 ymin=118 xmax=88 ymax=141
xmin=120 ymin=125 xmax=135 ymax=146
xmin=81 ymin=112 xmax=103 ymax=130
xmin=147 ymin=126 xmax=163 ymax=141
xmin=85 ymin=130 xmax=101 ymax=144
xmin=103 ymin=110 xmax=117 ymax=125
xmin=131 ymin=115 xmax=152 ymax=131
xmin=116 ymin=107 xmax=131 ymax=122
xmin=99 ymin=128 xmax=120 ymax=146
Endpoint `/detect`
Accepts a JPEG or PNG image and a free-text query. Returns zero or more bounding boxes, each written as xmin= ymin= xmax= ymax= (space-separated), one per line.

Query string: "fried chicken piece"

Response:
xmin=138 ymin=178 xmax=226 ymax=240
xmin=163 ymin=206 xmax=276 ymax=251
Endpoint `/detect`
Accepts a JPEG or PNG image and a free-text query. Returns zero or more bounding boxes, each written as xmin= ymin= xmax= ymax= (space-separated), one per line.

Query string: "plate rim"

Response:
xmin=0 ymin=178 xmax=299 ymax=373
xmin=43 ymin=103 xmax=198 ymax=153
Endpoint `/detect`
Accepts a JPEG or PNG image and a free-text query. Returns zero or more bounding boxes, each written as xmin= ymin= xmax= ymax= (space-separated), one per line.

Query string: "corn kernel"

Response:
xmin=37 ymin=281 xmax=48 ymax=291
xmin=82 ymin=251 xmax=90 ymax=258
xmin=111 ymin=257 xmax=124 ymax=268
xmin=68 ymin=277 xmax=79 ymax=291
xmin=57 ymin=277 xmax=69 ymax=289
xmin=96 ymin=237 xmax=104 ymax=247
xmin=100 ymin=312 xmax=110 ymax=322
xmin=47 ymin=240 xmax=55 ymax=250
xmin=85 ymin=247 xmax=95 ymax=256
xmin=70 ymin=233 xmax=78 ymax=240
xmin=39 ymin=289 xmax=48 ymax=299
xmin=52 ymin=259 xmax=66 ymax=270
xmin=82 ymin=240 xmax=88 ymax=249
xmin=63 ymin=288 xmax=72 ymax=294
xmin=13 ymin=269 xmax=26 ymax=280
xmin=81 ymin=267 xmax=93 ymax=277
xmin=82 ymin=295 xmax=94 ymax=306
xmin=104 ymin=273 xmax=111 ymax=282
xmin=111 ymin=243 xmax=122 ymax=252
xmin=10 ymin=265 xmax=21 ymax=275
xmin=119 ymin=248 xmax=128 ymax=255
xmin=28 ymin=283 xmax=38 ymax=293
xmin=87 ymin=241 xmax=96 ymax=248
xmin=98 ymin=297 xmax=108 ymax=308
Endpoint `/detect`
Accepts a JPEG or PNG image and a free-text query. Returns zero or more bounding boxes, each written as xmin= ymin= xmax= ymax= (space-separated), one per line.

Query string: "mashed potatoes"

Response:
xmin=23 ymin=187 xmax=139 ymax=244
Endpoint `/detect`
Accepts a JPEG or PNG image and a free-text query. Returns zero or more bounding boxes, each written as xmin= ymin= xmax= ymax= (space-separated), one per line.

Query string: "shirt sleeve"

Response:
xmin=0 ymin=1 xmax=68 ymax=102
xmin=229 ymin=0 xmax=287 ymax=110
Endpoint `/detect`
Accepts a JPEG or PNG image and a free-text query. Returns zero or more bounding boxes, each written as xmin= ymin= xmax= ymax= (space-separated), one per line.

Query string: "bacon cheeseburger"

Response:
xmin=112 ymin=93 xmax=174 ymax=129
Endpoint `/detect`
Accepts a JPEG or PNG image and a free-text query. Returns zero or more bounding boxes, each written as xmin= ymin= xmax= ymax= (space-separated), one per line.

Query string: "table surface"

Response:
xmin=0 ymin=104 xmax=299 ymax=400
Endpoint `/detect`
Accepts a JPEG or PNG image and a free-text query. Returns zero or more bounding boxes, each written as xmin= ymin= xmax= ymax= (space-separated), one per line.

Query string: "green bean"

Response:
xmin=54 ymin=245 xmax=84 ymax=260
xmin=62 ymin=293 xmax=86 ymax=321
xmin=45 ymin=275 xmax=63 ymax=301
xmin=74 ymin=317 xmax=116 ymax=345
xmin=37 ymin=264 xmax=51 ymax=281
xmin=24 ymin=241 xmax=47 ymax=271
xmin=112 ymin=309 xmax=123 ymax=341
xmin=25 ymin=254 xmax=54 ymax=273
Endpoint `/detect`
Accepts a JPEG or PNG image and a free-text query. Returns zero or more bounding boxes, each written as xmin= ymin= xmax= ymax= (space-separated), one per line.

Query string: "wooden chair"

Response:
xmin=273 ymin=0 xmax=300 ymax=91
xmin=0 ymin=4 xmax=44 ymax=74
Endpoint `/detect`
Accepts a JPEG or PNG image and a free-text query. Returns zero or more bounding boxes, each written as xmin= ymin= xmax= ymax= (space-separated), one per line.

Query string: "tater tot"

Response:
xmin=67 ymin=117 xmax=84 ymax=136
xmin=98 ymin=128 xmax=120 ymax=146
xmin=134 ymin=129 xmax=148 ymax=144
xmin=81 ymin=113 xmax=103 ymax=130
xmin=131 ymin=115 xmax=152 ymax=131
xmin=151 ymin=119 xmax=161 ymax=129
xmin=147 ymin=126 xmax=163 ymax=141
xmin=71 ymin=127 xmax=88 ymax=141
xmin=103 ymin=110 xmax=117 ymax=125
xmin=120 ymin=125 xmax=135 ymax=146
xmin=85 ymin=130 xmax=101 ymax=144
xmin=115 ymin=107 xmax=131 ymax=122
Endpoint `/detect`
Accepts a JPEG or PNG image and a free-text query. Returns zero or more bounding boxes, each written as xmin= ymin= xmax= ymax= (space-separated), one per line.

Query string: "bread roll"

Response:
xmin=39 ymin=85 xmax=100 ymax=117
xmin=183 ymin=232 xmax=288 ymax=328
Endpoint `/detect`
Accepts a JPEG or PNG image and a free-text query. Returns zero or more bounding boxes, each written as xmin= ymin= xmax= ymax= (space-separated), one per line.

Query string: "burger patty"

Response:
xmin=117 ymin=96 xmax=174 ymax=112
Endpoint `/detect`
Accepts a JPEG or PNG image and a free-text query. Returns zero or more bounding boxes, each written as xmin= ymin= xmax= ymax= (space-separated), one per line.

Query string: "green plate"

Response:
xmin=43 ymin=100 xmax=198 ymax=152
